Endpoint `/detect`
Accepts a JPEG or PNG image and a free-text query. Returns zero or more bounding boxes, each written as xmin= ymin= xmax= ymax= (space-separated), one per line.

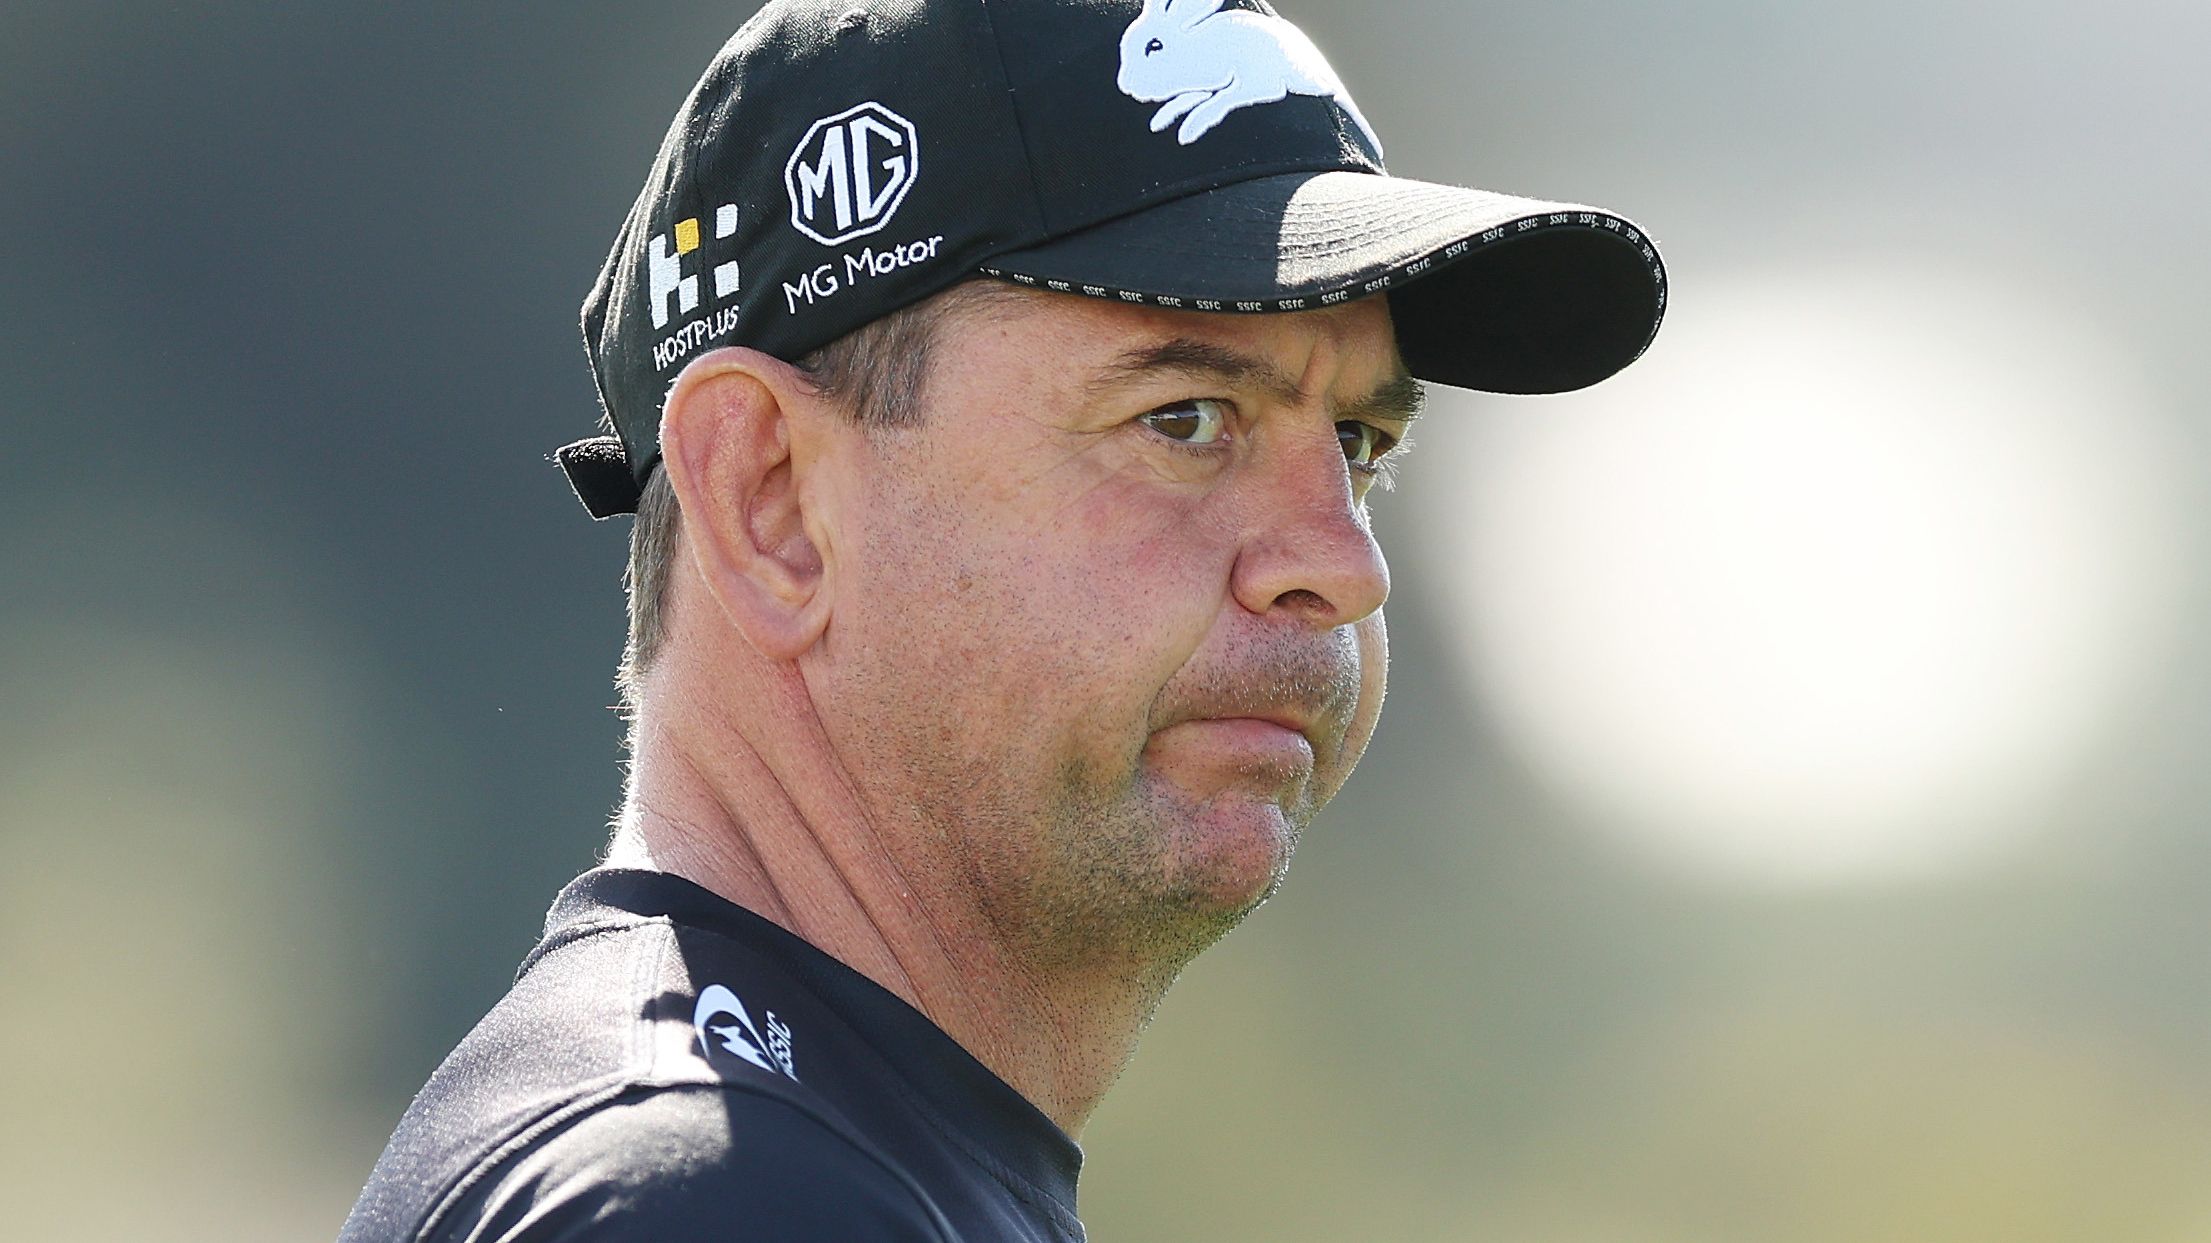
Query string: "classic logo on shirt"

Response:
xmin=692 ymin=983 xmax=798 ymax=1081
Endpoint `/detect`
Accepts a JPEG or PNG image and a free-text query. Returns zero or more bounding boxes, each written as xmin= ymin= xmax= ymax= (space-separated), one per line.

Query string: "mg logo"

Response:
xmin=784 ymin=101 xmax=920 ymax=247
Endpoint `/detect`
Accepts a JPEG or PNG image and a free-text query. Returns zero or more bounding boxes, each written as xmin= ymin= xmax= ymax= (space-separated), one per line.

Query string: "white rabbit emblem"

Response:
xmin=1115 ymin=0 xmax=1382 ymax=155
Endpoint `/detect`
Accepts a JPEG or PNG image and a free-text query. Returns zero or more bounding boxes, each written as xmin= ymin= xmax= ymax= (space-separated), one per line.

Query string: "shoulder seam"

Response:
xmin=422 ymin=925 xmax=674 ymax=1240
xmin=415 ymin=1079 xmax=960 ymax=1243
xmin=514 ymin=914 xmax=647 ymax=982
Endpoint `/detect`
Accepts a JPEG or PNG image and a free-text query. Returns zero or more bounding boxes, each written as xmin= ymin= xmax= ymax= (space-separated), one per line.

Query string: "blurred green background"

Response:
xmin=6 ymin=3 xmax=2209 ymax=1240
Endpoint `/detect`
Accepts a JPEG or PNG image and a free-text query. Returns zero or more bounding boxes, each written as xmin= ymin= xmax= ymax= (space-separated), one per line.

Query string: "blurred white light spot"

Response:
xmin=1416 ymin=261 xmax=2183 ymax=886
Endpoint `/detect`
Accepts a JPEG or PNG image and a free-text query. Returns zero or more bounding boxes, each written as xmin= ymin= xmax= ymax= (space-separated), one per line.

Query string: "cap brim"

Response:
xmin=979 ymin=170 xmax=1666 ymax=395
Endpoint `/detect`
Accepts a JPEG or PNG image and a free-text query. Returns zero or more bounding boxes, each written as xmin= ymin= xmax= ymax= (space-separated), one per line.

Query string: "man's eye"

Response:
xmin=1338 ymin=420 xmax=1399 ymax=470
xmin=1140 ymin=398 xmax=1231 ymax=446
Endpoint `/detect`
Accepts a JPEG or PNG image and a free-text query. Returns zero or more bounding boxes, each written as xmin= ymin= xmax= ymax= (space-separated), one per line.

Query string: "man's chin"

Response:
xmin=995 ymin=763 xmax=1312 ymax=970
xmin=1152 ymin=788 xmax=1306 ymax=923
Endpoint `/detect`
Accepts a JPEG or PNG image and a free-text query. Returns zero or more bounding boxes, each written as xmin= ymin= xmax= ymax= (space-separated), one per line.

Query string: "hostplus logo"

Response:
xmin=784 ymin=102 xmax=919 ymax=246
xmin=646 ymin=203 xmax=743 ymax=371
xmin=648 ymin=204 xmax=742 ymax=330
xmin=692 ymin=984 xmax=797 ymax=1081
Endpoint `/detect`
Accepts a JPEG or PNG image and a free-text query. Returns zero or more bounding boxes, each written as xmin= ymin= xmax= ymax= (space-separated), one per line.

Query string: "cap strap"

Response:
xmin=554 ymin=436 xmax=643 ymax=519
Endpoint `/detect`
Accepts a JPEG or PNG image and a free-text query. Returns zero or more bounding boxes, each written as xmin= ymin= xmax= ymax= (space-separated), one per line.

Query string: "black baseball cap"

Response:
xmin=558 ymin=0 xmax=1668 ymax=518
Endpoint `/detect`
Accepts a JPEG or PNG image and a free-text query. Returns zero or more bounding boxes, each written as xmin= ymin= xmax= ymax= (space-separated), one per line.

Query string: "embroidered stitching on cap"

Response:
xmin=978 ymin=211 xmax=1669 ymax=321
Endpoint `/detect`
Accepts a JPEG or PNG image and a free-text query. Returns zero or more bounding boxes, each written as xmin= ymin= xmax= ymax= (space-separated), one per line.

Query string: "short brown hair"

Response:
xmin=616 ymin=280 xmax=1025 ymax=710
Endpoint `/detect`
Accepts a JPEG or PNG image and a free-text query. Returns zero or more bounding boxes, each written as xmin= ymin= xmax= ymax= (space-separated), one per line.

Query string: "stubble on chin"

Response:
xmin=954 ymin=740 xmax=1317 ymax=989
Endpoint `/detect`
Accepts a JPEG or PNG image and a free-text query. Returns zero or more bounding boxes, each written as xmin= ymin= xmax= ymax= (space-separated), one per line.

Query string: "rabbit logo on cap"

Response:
xmin=1115 ymin=0 xmax=1383 ymax=154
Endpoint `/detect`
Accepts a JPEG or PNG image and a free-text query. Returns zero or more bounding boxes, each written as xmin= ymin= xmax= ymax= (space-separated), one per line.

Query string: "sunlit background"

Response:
xmin=5 ymin=3 xmax=2209 ymax=1240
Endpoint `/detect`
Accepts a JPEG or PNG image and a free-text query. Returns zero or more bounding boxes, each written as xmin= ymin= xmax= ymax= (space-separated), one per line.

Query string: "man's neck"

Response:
xmin=609 ymin=675 xmax=1156 ymax=1137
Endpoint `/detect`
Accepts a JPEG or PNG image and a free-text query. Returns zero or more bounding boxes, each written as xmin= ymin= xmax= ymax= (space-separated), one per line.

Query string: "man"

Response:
xmin=340 ymin=0 xmax=1664 ymax=1239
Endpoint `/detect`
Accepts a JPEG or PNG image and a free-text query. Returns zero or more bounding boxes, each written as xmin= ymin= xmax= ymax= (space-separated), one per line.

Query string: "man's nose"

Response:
xmin=1229 ymin=429 xmax=1391 ymax=628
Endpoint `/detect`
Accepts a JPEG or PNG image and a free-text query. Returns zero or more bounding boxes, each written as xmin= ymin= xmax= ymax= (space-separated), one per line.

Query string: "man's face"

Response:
xmin=804 ymin=288 xmax=1413 ymax=970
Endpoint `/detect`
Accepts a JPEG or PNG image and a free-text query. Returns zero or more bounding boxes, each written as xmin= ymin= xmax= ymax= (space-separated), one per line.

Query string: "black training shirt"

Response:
xmin=339 ymin=869 xmax=1085 ymax=1242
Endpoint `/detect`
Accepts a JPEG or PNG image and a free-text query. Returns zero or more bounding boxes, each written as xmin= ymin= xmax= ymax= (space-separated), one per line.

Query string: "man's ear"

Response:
xmin=658 ymin=347 xmax=834 ymax=662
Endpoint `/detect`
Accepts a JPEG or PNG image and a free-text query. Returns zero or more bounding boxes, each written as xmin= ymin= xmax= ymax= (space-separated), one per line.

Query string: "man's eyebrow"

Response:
xmin=1092 ymin=338 xmax=1307 ymax=406
xmin=1340 ymin=372 xmax=1426 ymax=425
xmin=1091 ymin=337 xmax=1425 ymax=422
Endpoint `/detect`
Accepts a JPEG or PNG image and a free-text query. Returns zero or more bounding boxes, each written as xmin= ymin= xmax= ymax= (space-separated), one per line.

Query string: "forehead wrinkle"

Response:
xmin=1088 ymin=337 xmax=1307 ymax=407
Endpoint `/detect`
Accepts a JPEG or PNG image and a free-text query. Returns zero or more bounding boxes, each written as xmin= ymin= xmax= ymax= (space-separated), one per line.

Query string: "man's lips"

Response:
xmin=1216 ymin=710 xmax=1316 ymax=741
xmin=1157 ymin=703 xmax=1330 ymax=752
xmin=1164 ymin=716 xmax=1318 ymax=763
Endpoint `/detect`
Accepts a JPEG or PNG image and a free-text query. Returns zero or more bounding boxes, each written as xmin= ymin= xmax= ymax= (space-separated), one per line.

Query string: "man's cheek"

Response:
xmin=1340 ymin=609 xmax=1390 ymax=768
